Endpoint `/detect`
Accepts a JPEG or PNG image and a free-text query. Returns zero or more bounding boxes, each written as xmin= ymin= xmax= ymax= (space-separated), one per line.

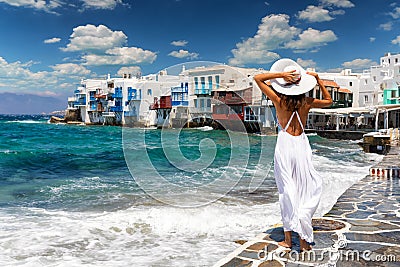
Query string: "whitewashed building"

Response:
xmin=67 ymin=71 xmax=182 ymax=126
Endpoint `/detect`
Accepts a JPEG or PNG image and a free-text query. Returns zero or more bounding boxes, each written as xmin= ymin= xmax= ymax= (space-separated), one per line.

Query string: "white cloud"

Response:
xmin=0 ymin=0 xmax=63 ymax=13
xmin=168 ymin=49 xmax=199 ymax=59
xmin=296 ymin=58 xmax=317 ymax=69
xmin=62 ymin=24 xmax=127 ymax=52
xmin=369 ymin=37 xmax=376 ymax=42
xmin=62 ymin=24 xmax=157 ymax=66
xmin=298 ymin=5 xmax=333 ymax=22
xmin=0 ymin=56 xmax=93 ymax=95
xmin=389 ymin=7 xmax=400 ymax=19
xmin=51 ymin=63 xmax=91 ymax=76
xmin=286 ymin=28 xmax=337 ymax=52
xmin=0 ymin=56 xmax=56 ymax=91
xmin=0 ymin=0 xmax=125 ymax=12
xmin=392 ymin=36 xmax=400 ymax=45
xmin=81 ymin=0 xmax=124 ymax=10
xmin=83 ymin=47 xmax=157 ymax=66
xmin=379 ymin=22 xmax=393 ymax=31
xmin=342 ymin=58 xmax=376 ymax=70
xmin=330 ymin=9 xmax=345 ymax=15
xmin=319 ymin=0 xmax=355 ymax=8
xmin=229 ymin=14 xmax=298 ymax=66
xmin=117 ymin=66 xmax=141 ymax=77
xmin=44 ymin=37 xmax=61 ymax=44
xmin=171 ymin=40 xmax=188 ymax=47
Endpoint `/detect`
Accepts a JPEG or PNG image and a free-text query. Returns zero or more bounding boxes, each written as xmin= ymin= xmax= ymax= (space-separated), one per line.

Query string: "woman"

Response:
xmin=254 ymin=58 xmax=332 ymax=251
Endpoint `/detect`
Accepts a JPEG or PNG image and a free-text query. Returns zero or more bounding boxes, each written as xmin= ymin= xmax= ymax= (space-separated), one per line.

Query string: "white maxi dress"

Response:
xmin=274 ymin=111 xmax=322 ymax=243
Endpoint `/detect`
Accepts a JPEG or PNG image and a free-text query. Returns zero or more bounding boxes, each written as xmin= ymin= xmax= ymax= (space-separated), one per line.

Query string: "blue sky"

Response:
xmin=0 ymin=0 xmax=399 ymax=100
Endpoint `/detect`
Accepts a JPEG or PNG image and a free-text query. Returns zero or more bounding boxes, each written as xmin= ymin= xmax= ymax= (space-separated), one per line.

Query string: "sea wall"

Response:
xmin=305 ymin=129 xmax=366 ymax=140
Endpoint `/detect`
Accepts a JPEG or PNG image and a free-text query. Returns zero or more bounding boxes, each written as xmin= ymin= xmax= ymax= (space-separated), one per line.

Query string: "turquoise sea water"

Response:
xmin=0 ymin=115 xmax=382 ymax=266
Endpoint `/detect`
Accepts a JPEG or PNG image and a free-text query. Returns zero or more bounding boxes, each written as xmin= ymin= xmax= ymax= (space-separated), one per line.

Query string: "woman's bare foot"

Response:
xmin=278 ymin=231 xmax=292 ymax=248
xmin=300 ymin=239 xmax=312 ymax=251
xmin=278 ymin=240 xmax=292 ymax=248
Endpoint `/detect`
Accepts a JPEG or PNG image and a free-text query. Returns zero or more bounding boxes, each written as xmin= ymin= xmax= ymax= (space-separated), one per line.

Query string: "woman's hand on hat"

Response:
xmin=282 ymin=70 xmax=299 ymax=83
xmin=306 ymin=71 xmax=319 ymax=80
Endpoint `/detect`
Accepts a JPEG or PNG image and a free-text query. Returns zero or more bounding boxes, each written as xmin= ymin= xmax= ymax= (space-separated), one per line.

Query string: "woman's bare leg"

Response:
xmin=300 ymin=238 xmax=312 ymax=251
xmin=278 ymin=231 xmax=292 ymax=248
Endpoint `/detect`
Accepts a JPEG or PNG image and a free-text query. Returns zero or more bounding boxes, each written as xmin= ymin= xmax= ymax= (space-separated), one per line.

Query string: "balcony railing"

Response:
xmin=195 ymin=89 xmax=211 ymax=95
xmin=331 ymin=100 xmax=352 ymax=108
xmin=171 ymin=87 xmax=188 ymax=93
xmin=172 ymin=100 xmax=189 ymax=107
xmin=74 ymin=97 xmax=86 ymax=106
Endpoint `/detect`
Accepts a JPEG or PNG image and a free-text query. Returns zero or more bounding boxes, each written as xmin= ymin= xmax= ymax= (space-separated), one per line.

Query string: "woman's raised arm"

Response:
xmin=306 ymin=71 xmax=333 ymax=108
xmin=254 ymin=71 xmax=297 ymax=105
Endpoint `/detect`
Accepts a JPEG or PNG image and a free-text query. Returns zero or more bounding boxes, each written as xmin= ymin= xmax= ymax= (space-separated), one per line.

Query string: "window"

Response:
xmin=208 ymin=76 xmax=212 ymax=89
xmin=364 ymin=95 xmax=369 ymax=103
xmin=396 ymin=58 xmax=398 ymax=64
xmin=215 ymin=75 xmax=220 ymax=89
xmin=200 ymin=98 xmax=205 ymax=108
xmin=373 ymin=76 xmax=377 ymax=82
xmin=316 ymin=89 xmax=320 ymax=99
xmin=194 ymin=77 xmax=199 ymax=89
xmin=201 ymin=77 xmax=205 ymax=89
xmin=147 ymin=89 xmax=152 ymax=96
xmin=349 ymin=82 xmax=353 ymax=86
xmin=194 ymin=99 xmax=198 ymax=108
xmin=365 ymin=79 xmax=368 ymax=85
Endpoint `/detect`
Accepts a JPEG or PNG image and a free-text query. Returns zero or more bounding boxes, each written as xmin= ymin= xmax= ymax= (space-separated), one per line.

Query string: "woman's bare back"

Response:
xmin=276 ymin=97 xmax=313 ymax=136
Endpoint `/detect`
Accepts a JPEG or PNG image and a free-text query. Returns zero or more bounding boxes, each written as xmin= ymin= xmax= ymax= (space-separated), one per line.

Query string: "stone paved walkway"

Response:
xmin=214 ymin=147 xmax=400 ymax=267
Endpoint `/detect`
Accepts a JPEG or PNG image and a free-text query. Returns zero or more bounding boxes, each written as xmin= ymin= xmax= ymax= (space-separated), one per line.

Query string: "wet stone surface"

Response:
xmin=312 ymin=218 xmax=346 ymax=231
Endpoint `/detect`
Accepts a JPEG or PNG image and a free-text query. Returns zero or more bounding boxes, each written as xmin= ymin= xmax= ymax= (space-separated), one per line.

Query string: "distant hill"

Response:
xmin=0 ymin=93 xmax=67 ymax=114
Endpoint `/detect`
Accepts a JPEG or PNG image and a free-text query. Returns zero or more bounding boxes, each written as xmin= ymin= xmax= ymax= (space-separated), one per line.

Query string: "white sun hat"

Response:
xmin=270 ymin=58 xmax=316 ymax=96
